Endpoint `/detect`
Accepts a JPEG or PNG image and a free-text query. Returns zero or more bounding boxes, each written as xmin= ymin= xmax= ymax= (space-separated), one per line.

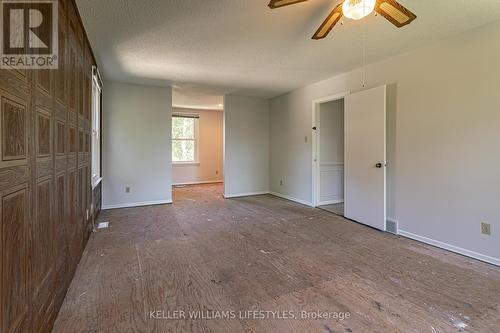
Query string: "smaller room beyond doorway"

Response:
xmin=171 ymin=109 xmax=224 ymax=186
xmin=171 ymin=89 xmax=224 ymax=200
xmin=316 ymin=98 xmax=345 ymax=217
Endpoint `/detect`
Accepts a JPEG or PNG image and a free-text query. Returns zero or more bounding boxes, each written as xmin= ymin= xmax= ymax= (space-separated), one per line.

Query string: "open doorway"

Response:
xmin=313 ymin=87 xmax=387 ymax=230
xmin=171 ymin=89 xmax=224 ymax=201
xmin=312 ymin=94 xmax=346 ymax=216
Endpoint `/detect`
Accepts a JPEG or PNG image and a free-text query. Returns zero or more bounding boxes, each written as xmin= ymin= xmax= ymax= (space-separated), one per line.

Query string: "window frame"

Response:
xmin=91 ymin=66 xmax=103 ymax=188
xmin=171 ymin=113 xmax=199 ymax=165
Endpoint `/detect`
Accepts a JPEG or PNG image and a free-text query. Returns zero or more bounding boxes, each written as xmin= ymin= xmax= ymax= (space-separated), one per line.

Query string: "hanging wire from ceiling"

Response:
xmin=362 ymin=2 xmax=367 ymax=88
xmin=362 ymin=24 xmax=367 ymax=87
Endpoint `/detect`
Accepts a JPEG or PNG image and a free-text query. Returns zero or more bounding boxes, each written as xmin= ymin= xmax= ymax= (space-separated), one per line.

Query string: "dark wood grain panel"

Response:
xmin=56 ymin=121 xmax=65 ymax=155
xmin=68 ymin=168 xmax=81 ymax=276
xmin=37 ymin=70 xmax=51 ymax=95
xmin=33 ymin=179 xmax=54 ymax=292
xmin=1 ymin=186 xmax=30 ymax=333
xmin=55 ymin=173 xmax=68 ymax=278
xmin=32 ymin=178 xmax=55 ymax=332
xmin=36 ymin=159 xmax=52 ymax=179
xmin=37 ymin=113 xmax=51 ymax=157
xmin=59 ymin=0 xmax=68 ymax=12
xmin=35 ymin=87 xmax=53 ymax=111
xmin=0 ymin=32 xmax=31 ymax=333
xmin=85 ymin=132 xmax=90 ymax=153
xmin=55 ymin=103 xmax=66 ymax=119
xmin=56 ymin=157 xmax=66 ymax=174
xmin=1 ymin=2 xmax=100 ymax=332
xmin=56 ymin=18 xmax=67 ymax=105
xmin=84 ymin=74 xmax=90 ymax=120
xmin=67 ymin=155 xmax=76 ymax=169
xmin=0 ymin=70 xmax=30 ymax=99
xmin=83 ymin=177 xmax=90 ymax=241
xmin=0 ymin=165 xmax=29 ymax=191
xmin=68 ymin=48 xmax=76 ymax=111
xmin=78 ymin=129 xmax=83 ymax=153
xmin=68 ymin=169 xmax=77 ymax=231
xmin=83 ymin=46 xmax=91 ymax=122
xmin=69 ymin=126 xmax=76 ymax=153
xmin=78 ymin=63 xmax=83 ymax=116
xmin=1 ymin=95 xmax=27 ymax=161
xmin=67 ymin=109 xmax=76 ymax=125
xmin=78 ymin=168 xmax=85 ymax=235
xmin=0 ymin=64 xmax=27 ymax=82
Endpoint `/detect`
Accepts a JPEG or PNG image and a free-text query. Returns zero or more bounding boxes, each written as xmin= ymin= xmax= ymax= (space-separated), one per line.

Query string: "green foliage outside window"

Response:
xmin=172 ymin=116 xmax=196 ymax=162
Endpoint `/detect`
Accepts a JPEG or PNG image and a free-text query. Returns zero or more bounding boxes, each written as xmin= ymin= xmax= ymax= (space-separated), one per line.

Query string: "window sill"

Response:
xmin=173 ymin=161 xmax=200 ymax=166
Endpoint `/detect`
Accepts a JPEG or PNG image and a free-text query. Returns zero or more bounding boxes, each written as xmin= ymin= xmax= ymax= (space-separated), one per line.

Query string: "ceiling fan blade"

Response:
xmin=375 ymin=0 xmax=416 ymax=28
xmin=312 ymin=4 xmax=343 ymax=40
xmin=268 ymin=0 xmax=308 ymax=9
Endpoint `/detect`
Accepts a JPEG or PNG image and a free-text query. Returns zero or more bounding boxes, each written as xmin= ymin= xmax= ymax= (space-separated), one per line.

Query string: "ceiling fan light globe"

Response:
xmin=342 ymin=0 xmax=376 ymax=20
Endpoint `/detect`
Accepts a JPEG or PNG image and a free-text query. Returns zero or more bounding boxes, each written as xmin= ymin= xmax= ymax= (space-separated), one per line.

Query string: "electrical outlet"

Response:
xmin=98 ymin=222 xmax=109 ymax=229
xmin=125 ymin=186 xmax=130 ymax=193
xmin=481 ymin=222 xmax=491 ymax=235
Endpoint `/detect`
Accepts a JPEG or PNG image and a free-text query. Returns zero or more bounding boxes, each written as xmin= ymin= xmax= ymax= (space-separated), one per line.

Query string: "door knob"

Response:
xmin=375 ymin=163 xmax=382 ymax=168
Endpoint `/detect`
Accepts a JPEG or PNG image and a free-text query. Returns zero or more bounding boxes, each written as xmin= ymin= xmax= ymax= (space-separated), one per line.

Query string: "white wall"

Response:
xmin=270 ymin=21 xmax=500 ymax=265
xmin=103 ymin=81 xmax=172 ymax=208
xmin=319 ymin=100 xmax=344 ymax=205
xmin=224 ymin=95 xmax=269 ymax=197
xmin=172 ymin=108 xmax=223 ymax=185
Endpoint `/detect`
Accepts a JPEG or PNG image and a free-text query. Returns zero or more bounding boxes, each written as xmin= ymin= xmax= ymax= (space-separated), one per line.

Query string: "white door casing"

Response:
xmin=311 ymin=91 xmax=349 ymax=207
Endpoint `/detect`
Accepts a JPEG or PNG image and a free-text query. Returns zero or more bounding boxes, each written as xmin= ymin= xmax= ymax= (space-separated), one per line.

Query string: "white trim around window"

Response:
xmin=172 ymin=113 xmax=199 ymax=164
xmin=91 ymin=66 xmax=102 ymax=189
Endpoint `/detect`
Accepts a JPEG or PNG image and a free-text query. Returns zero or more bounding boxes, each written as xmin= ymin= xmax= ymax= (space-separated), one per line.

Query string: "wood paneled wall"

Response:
xmin=0 ymin=1 xmax=100 ymax=332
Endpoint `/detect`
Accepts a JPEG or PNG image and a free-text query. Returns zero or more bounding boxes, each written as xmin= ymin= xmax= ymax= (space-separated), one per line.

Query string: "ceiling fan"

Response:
xmin=268 ymin=0 xmax=417 ymax=40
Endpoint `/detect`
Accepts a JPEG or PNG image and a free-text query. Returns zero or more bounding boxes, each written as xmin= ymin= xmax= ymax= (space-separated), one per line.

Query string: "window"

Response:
xmin=91 ymin=66 xmax=102 ymax=187
xmin=172 ymin=114 xmax=199 ymax=163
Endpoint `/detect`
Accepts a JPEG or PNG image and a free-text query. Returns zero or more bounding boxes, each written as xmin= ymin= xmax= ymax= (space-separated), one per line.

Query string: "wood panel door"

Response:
xmin=0 ymin=1 xmax=100 ymax=332
xmin=32 ymin=40 xmax=57 ymax=333
xmin=54 ymin=3 xmax=69 ymax=309
xmin=0 ymin=69 xmax=32 ymax=333
xmin=68 ymin=2 xmax=83 ymax=273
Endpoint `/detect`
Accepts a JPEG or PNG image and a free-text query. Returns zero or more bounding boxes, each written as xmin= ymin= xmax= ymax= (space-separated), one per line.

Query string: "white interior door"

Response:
xmin=344 ymin=85 xmax=386 ymax=230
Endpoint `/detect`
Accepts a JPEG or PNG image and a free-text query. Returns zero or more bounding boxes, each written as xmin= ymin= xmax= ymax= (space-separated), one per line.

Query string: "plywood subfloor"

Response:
xmin=52 ymin=184 xmax=500 ymax=333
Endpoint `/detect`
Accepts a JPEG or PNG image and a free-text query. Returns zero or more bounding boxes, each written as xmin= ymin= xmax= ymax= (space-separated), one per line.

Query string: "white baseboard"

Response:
xmin=269 ymin=191 xmax=314 ymax=207
xmin=398 ymin=229 xmax=500 ymax=267
xmin=319 ymin=199 xmax=344 ymax=206
xmin=102 ymin=199 xmax=173 ymax=210
xmin=224 ymin=191 xmax=269 ymax=198
xmin=173 ymin=180 xmax=223 ymax=186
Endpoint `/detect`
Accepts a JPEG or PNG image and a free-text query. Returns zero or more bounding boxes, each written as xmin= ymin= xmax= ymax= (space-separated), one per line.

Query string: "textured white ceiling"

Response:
xmin=172 ymin=87 xmax=223 ymax=111
xmin=76 ymin=0 xmax=500 ymax=99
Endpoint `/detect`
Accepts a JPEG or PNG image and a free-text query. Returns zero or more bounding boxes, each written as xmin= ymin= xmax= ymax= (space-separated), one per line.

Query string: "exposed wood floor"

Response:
xmin=53 ymin=184 xmax=500 ymax=333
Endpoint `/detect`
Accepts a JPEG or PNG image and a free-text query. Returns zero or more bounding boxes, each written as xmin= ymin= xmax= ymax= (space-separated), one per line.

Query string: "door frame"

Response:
xmin=311 ymin=91 xmax=350 ymax=207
